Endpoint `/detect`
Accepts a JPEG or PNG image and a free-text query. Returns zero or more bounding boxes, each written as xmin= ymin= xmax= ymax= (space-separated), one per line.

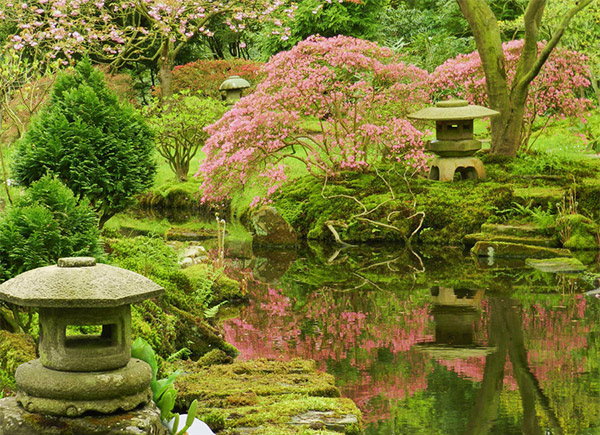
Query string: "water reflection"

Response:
xmin=223 ymin=245 xmax=600 ymax=435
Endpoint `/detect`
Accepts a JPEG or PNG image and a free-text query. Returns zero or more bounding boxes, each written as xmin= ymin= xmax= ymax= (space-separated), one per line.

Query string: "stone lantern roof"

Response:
xmin=0 ymin=257 xmax=163 ymax=308
xmin=219 ymin=75 xmax=250 ymax=91
xmin=407 ymin=99 xmax=500 ymax=121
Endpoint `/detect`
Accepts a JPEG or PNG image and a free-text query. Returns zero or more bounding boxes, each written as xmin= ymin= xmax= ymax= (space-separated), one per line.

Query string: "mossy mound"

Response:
xmin=107 ymin=236 xmax=239 ymax=360
xmin=556 ymin=214 xmax=599 ymax=250
xmin=272 ymin=172 xmax=513 ymax=246
xmin=171 ymin=358 xmax=361 ymax=434
xmin=0 ymin=331 xmax=36 ymax=395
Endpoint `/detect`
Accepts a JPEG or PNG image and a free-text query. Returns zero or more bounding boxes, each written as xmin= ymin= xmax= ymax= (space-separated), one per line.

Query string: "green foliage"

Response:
xmin=259 ymin=0 xmax=386 ymax=57
xmin=0 ymin=176 xmax=101 ymax=282
xmin=12 ymin=57 xmax=156 ymax=227
xmin=378 ymin=4 xmax=475 ymax=71
xmin=145 ymin=92 xmax=226 ymax=182
xmin=131 ymin=337 xmax=199 ymax=434
xmin=509 ymin=152 xmax=597 ymax=178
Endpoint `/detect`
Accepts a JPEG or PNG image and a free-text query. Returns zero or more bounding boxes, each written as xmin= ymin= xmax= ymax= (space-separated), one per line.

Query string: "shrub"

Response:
xmin=145 ymin=92 xmax=227 ymax=182
xmin=196 ymin=35 xmax=431 ymax=207
xmin=170 ymin=59 xmax=264 ymax=99
xmin=12 ymin=57 xmax=156 ymax=227
xmin=0 ymin=176 xmax=101 ymax=282
xmin=432 ymin=40 xmax=593 ymax=149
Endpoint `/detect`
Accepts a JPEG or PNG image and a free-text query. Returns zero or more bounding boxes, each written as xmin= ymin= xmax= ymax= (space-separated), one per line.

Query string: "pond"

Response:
xmin=222 ymin=243 xmax=600 ymax=435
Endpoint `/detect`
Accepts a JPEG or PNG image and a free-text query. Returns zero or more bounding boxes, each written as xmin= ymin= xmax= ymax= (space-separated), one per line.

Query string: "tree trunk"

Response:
xmin=456 ymin=0 xmax=594 ymax=157
xmin=158 ymin=41 xmax=175 ymax=101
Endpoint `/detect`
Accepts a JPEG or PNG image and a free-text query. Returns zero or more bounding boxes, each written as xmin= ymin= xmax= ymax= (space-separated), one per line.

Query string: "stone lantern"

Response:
xmin=219 ymin=75 xmax=250 ymax=104
xmin=0 ymin=257 xmax=165 ymax=432
xmin=408 ymin=99 xmax=499 ymax=181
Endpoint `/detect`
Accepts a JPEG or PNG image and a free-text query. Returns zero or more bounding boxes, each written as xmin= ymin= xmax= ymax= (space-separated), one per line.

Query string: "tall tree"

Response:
xmin=455 ymin=0 xmax=595 ymax=156
xmin=2 ymin=0 xmax=295 ymax=100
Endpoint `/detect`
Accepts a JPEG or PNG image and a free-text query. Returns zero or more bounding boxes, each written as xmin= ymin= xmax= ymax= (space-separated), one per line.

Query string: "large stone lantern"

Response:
xmin=219 ymin=75 xmax=250 ymax=104
xmin=0 ymin=257 xmax=163 ymax=419
xmin=408 ymin=99 xmax=499 ymax=181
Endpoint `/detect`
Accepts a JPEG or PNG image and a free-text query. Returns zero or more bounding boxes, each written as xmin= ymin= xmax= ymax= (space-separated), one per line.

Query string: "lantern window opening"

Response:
xmin=63 ymin=323 xmax=119 ymax=350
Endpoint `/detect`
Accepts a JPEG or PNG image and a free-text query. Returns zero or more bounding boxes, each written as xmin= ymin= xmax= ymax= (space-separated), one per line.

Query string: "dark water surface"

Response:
xmin=223 ymin=244 xmax=600 ymax=435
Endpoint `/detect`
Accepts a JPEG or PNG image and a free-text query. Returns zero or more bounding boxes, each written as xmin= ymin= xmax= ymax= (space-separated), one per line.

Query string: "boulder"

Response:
xmin=250 ymin=207 xmax=298 ymax=247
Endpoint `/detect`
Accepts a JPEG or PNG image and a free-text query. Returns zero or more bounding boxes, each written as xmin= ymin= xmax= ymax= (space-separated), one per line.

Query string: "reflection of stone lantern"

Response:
xmin=0 ymin=257 xmax=163 ymax=421
xmin=417 ymin=286 xmax=493 ymax=359
xmin=408 ymin=100 xmax=499 ymax=181
xmin=219 ymin=75 xmax=250 ymax=104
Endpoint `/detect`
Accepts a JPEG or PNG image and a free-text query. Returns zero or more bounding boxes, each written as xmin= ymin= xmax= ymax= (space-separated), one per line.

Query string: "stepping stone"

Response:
xmin=480 ymin=223 xmax=551 ymax=237
xmin=513 ymin=187 xmax=564 ymax=205
xmin=471 ymin=241 xmax=571 ymax=259
xmin=166 ymin=227 xmax=220 ymax=241
xmin=463 ymin=233 xmax=558 ymax=248
xmin=525 ymin=257 xmax=586 ymax=273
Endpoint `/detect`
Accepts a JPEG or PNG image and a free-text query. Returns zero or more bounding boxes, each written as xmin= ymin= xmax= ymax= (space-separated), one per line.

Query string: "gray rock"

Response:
xmin=0 ymin=398 xmax=168 ymax=435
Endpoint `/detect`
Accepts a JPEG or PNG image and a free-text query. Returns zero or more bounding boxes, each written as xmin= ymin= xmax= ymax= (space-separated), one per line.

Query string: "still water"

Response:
xmin=223 ymin=243 xmax=600 ymax=435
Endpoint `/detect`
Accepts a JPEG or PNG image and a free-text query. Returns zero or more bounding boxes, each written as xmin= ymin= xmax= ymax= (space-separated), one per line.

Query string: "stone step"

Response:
xmin=525 ymin=257 xmax=586 ymax=273
xmin=513 ymin=187 xmax=564 ymax=206
xmin=471 ymin=241 xmax=571 ymax=259
xmin=480 ymin=223 xmax=552 ymax=237
xmin=464 ymin=232 xmax=558 ymax=248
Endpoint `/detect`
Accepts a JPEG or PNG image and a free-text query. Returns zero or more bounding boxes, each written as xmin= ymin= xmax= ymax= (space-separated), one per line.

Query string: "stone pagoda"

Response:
xmin=0 ymin=257 xmax=168 ymax=435
xmin=408 ymin=99 xmax=500 ymax=181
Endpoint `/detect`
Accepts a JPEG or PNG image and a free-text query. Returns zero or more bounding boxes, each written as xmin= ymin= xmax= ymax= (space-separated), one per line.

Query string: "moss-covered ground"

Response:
xmin=170 ymin=358 xmax=362 ymax=434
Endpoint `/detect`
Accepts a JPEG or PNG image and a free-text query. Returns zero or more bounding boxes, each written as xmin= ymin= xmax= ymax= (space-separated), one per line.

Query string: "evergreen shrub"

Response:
xmin=12 ymin=58 xmax=156 ymax=227
xmin=0 ymin=176 xmax=101 ymax=281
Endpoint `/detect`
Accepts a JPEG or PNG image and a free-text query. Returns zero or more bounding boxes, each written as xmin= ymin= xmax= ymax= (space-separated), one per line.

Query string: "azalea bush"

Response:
xmin=196 ymin=35 xmax=431 ymax=207
xmin=432 ymin=40 xmax=593 ymax=149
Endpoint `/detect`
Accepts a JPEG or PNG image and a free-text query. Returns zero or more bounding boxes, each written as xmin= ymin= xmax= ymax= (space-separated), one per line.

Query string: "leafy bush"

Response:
xmin=196 ymin=35 xmax=431 ymax=206
xmin=145 ymin=92 xmax=227 ymax=182
xmin=12 ymin=57 xmax=156 ymax=227
xmin=170 ymin=59 xmax=264 ymax=99
xmin=0 ymin=176 xmax=101 ymax=282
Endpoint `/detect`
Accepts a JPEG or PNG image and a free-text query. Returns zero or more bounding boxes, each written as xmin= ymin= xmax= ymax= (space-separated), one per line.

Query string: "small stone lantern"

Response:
xmin=219 ymin=75 xmax=250 ymax=104
xmin=408 ymin=99 xmax=500 ymax=181
xmin=0 ymin=257 xmax=163 ymax=418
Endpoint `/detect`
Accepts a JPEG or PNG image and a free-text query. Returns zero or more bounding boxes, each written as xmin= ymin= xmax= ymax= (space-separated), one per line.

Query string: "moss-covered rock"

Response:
xmin=556 ymin=214 xmax=599 ymax=250
xmin=0 ymin=331 xmax=36 ymax=395
xmin=525 ymin=257 xmax=586 ymax=273
xmin=171 ymin=358 xmax=361 ymax=434
xmin=471 ymin=241 xmax=572 ymax=259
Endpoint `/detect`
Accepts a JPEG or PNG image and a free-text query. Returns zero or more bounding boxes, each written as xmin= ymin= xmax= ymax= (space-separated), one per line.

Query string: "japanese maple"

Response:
xmin=196 ymin=35 xmax=431 ymax=206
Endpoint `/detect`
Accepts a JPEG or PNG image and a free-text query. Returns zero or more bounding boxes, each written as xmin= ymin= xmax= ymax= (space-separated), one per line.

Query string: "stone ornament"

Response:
xmin=219 ymin=75 xmax=250 ymax=104
xmin=0 ymin=257 xmax=164 ymax=417
xmin=408 ymin=99 xmax=500 ymax=181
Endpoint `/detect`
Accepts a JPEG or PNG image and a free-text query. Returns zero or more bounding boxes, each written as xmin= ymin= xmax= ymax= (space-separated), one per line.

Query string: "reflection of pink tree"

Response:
xmin=223 ymin=284 xmax=435 ymax=422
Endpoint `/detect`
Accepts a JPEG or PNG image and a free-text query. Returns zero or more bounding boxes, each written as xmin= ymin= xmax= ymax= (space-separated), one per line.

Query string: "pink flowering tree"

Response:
xmin=196 ymin=35 xmax=431 ymax=207
xmin=432 ymin=40 xmax=593 ymax=151
xmin=1 ymin=0 xmax=296 ymax=100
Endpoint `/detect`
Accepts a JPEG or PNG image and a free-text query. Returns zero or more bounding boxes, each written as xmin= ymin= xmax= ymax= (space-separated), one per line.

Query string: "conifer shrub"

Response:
xmin=0 ymin=176 xmax=101 ymax=282
xmin=12 ymin=58 xmax=156 ymax=227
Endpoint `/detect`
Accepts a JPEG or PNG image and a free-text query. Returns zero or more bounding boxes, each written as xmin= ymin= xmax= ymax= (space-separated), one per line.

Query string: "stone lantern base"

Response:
xmin=428 ymin=156 xmax=486 ymax=181
xmin=0 ymin=398 xmax=168 ymax=435
xmin=15 ymin=358 xmax=152 ymax=417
